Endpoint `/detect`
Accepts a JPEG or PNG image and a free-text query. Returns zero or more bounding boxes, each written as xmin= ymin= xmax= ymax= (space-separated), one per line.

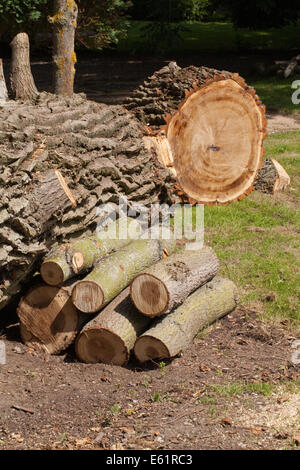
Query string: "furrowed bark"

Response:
xmin=75 ymin=287 xmax=152 ymax=366
xmin=0 ymin=59 xmax=8 ymax=105
xmin=40 ymin=216 xmax=142 ymax=286
xmin=71 ymin=237 xmax=177 ymax=314
xmin=49 ymin=0 xmax=78 ymax=95
xmin=17 ymin=281 xmax=80 ymax=354
xmin=0 ymin=93 xmax=172 ymax=311
xmin=130 ymin=246 xmax=219 ymax=317
xmin=254 ymin=157 xmax=290 ymax=194
xmin=134 ymin=277 xmax=238 ymax=362
xmin=10 ymin=33 xmax=39 ymax=101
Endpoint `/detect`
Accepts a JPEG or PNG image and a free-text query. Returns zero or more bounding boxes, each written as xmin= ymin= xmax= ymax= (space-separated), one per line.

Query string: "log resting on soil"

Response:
xmin=254 ymin=157 xmax=290 ymax=194
xmin=0 ymin=62 xmax=266 ymax=311
xmin=40 ymin=216 xmax=142 ymax=286
xmin=71 ymin=237 xmax=177 ymax=314
xmin=17 ymin=281 xmax=80 ymax=354
xmin=75 ymin=287 xmax=152 ymax=366
xmin=130 ymin=246 xmax=219 ymax=317
xmin=134 ymin=276 xmax=238 ymax=362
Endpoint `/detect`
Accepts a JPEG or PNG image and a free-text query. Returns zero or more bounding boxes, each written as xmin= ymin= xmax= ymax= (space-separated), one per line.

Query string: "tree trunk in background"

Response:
xmin=0 ymin=59 xmax=8 ymax=104
xmin=50 ymin=0 xmax=78 ymax=95
xmin=9 ymin=33 xmax=38 ymax=101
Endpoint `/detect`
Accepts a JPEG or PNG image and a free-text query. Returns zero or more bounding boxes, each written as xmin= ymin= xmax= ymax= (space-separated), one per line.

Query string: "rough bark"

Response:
xmin=0 ymin=59 xmax=8 ymax=105
xmin=17 ymin=281 xmax=80 ymax=354
xmin=0 ymin=93 xmax=172 ymax=311
xmin=125 ymin=62 xmax=267 ymax=204
xmin=71 ymin=237 xmax=178 ymax=314
xmin=254 ymin=157 xmax=290 ymax=194
xmin=49 ymin=0 xmax=78 ymax=95
xmin=130 ymin=246 xmax=219 ymax=317
xmin=9 ymin=33 xmax=39 ymax=101
xmin=134 ymin=276 xmax=238 ymax=362
xmin=75 ymin=287 xmax=152 ymax=365
xmin=40 ymin=216 xmax=142 ymax=286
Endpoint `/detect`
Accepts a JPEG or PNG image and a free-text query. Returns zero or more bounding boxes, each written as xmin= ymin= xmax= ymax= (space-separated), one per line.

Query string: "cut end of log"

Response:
xmin=75 ymin=328 xmax=128 ymax=365
xmin=72 ymin=252 xmax=85 ymax=273
xmin=40 ymin=261 xmax=65 ymax=286
xmin=134 ymin=335 xmax=170 ymax=363
xmin=165 ymin=77 xmax=266 ymax=204
xmin=71 ymin=280 xmax=104 ymax=314
xmin=130 ymin=273 xmax=169 ymax=317
xmin=17 ymin=284 xmax=79 ymax=355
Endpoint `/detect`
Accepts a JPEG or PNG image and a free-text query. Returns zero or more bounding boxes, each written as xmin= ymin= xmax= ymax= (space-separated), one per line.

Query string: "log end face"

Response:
xmin=134 ymin=335 xmax=170 ymax=363
xmin=40 ymin=261 xmax=65 ymax=286
xmin=130 ymin=274 xmax=169 ymax=317
xmin=75 ymin=328 xmax=128 ymax=366
xmin=72 ymin=280 xmax=104 ymax=314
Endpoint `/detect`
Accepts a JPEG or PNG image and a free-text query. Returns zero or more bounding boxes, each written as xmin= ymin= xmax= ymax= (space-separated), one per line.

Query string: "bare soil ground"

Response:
xmin=0 ymin=307 xmax=299 ymax=450
xmin=0 ymin=53 xmax=299 ymax=451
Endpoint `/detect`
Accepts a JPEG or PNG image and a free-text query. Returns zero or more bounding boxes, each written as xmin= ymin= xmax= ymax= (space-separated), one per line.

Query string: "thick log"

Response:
xmin=75 ymin=287 xmax=151 ymax=365
xmin=130 ymin=246 xmax=219 ymax=317
xmin=40 ymin=216 xmax=142 ymax=286
xmin=254 ymin=157 xmax=290 ymax=194
xmin=134 ymin=277 xmax=238 ymax=362
xmin=0 ymin=59 xmax=8 ymax=105
xmin=17 ymin=282 xmax=80 ymax=354
xmin=125 ymin=62 xmax=267 ymax=204
xmin=0 ymin=93 xmax=171 ymax=311
xmin=71 ymin=237 xmax=177 ymax=314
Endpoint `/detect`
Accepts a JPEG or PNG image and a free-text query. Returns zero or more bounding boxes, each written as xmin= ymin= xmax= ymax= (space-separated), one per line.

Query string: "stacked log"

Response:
xmin=0 ymin=62 xmax=267 ymax=312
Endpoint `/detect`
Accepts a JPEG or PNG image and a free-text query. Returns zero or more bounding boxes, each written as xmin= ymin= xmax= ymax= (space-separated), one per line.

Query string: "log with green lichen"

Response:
xmin=40 ymin=217 xmax=142 ymax=286
xmin=134 ymin=276 xmax=238 ymax=362
xmin=71 ymin=237 xmax=177 ymax=314
xmin=75 ymin=287 xmax=152 ymax=366
xmin=130 ymin=246 xmax=219 ymax=317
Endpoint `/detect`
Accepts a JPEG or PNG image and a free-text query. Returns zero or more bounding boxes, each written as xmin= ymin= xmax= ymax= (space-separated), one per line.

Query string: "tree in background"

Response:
xmin=216 ymin=0 xmax=299 ymax=29
xmin=0 ymin=0 xmax=48 ymax=100
xmin=76 ymin=0 xmax=132 ymax=51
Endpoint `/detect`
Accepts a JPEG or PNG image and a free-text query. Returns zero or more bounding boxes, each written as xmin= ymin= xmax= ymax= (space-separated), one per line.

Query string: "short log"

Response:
xmin=134 ymin=277 xmax=238 ymax=362
xmin=130 ymin=246 xmax=219 ymax=317
xmin=75 ymin=287 xmax=152 ymax=366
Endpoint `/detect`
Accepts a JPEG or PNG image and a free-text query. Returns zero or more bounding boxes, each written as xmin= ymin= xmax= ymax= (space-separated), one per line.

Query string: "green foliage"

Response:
xmin=0 ymin=0 xmax=47 ymax=25
xmin=76 ymin=0 xmax=133 ymax=50
xmin=216 ymin=0 xmax=299 ymax=29
xmin=130 ymin=0 xmax=213 ymax=22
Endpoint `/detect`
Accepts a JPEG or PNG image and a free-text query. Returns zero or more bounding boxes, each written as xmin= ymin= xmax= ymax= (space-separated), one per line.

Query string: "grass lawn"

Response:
xmin=203 ymin=131 xmax=300 ymax=327
xmin=249 ymin=76 xmax=300 ymax=114
xmin=118 ymin=21 xmax=300 ymax=54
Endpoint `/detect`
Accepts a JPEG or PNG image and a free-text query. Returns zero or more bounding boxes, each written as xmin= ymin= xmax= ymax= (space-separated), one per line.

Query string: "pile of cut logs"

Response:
xmin=17 ymin=217 xmax=238 ymax=366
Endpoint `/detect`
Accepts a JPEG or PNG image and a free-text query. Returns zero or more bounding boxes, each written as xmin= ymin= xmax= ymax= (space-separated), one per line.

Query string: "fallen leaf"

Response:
xmin=247 ymin=427 xmax=262 ymax=435
xmin=192 ymin=388 xmax=205 ymax=398
xmin=199 ymin=363 xmax=210 ymax=372
xmin=221 ymin=417 xmax=232 ymax=426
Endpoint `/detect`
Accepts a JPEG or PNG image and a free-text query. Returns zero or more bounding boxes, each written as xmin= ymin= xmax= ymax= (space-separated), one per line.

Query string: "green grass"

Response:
xmin=118 ymin=20 xmax=300 ymax=54
xmin=203 ymin=131 xmax=300 ymax=326
xmin=249 ymin=76 xmax=300 ymax=114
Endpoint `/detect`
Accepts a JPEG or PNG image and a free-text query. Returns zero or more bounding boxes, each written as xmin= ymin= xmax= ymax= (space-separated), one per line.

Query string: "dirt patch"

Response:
xmin=266 ymin=112 xmax=300 ymax=135
xmin=0 ymin=307 xmax=298 ymax=450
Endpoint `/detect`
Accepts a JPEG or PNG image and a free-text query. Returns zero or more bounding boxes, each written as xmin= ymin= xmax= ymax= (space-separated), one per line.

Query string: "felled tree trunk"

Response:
xmin=254 ymin=157 xmax=290 ymax=194
xmin=49 ymin=0 xmax=78 ymax=95
xmin=125 ymin=62 xmax=267 ymax=204
xmin=71 ymin=238 xmax=177 ymax=314
xmin=134 ymin=277 xmax=238 ymax=363
xmin=130 ymin=246 xmax=219 ymax=317
xmin=0 ymin=62 xmax=266 ymax=311
xmin=0 ymin=59 xmax=8 ymax=105
xmin=9 ymin=32 xmax=39 ymax=101
xmin=17 ymin=281 xmax=80 ymax=354
xmin=75 ymin=287 xmax=151 ymax=366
